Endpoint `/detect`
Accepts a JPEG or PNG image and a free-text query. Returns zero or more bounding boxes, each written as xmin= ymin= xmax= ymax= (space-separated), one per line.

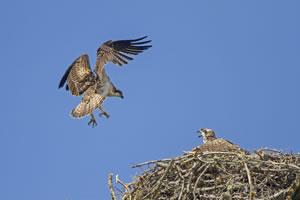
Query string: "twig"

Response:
xmin=268 ymin=189 xmax=286 ymax=199
xmin=131 ymin=159 xmax=172 ymax=168
xmin=108 ymin=173 xmax=117 ymax=200
xmin=258 ymin=148 xmax=283 ymax=154
xmin=177 ymin=181 xmax=185 ymax=200
xmin=116 ymin=175 xmax=131 ymax=200
xmin=175 ymin=165 xmax=184 ymax=180
xmin=201 ymin=151 xmax=241 ymax=156
xmin=244 ymin=161 xmax=255 ymax=199
xmin=254 ymin=150 xmax=264 ymax=160
xmin=244 ymin=162 xmax=252 ymax=185
xmin=151 ymin=159 xmax=175 ymax=199
xmin=131 ymin=155 xmax=191 ymax=168
xmin=193 ymin=164 xmax=209 ymax=199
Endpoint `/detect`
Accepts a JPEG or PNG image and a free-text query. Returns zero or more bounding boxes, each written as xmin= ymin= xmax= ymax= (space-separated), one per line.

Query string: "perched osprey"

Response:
xmin=192 ymin=128 xmax=246 ymax=153
xmin=58 ymin=36 xmax=152 ymax=127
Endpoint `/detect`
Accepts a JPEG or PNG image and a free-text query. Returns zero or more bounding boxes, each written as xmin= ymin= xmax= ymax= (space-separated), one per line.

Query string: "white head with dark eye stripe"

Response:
xmin=112 ymin=87 xmax=124 ymax=99
xmin=114 ymin=88 xmax=124 ymax=99
xmin=108 ymin=84 xmax=124 ymax=99
xmin=197 ymin=128 xmax=217 ymax=143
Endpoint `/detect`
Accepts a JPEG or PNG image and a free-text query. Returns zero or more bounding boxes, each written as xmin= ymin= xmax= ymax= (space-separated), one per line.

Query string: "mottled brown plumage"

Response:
xmin=70 ymin=81 xmax=105 ymax=118
xmin=192 ymin=128 xmax=246 ymax=153
xmin=94 ymin=36 xmax=152 ymax=79
xmin=59 ymin=54 xmax=95 ymax=96
xmin=58 ymin=36 xmax=151 ymax=126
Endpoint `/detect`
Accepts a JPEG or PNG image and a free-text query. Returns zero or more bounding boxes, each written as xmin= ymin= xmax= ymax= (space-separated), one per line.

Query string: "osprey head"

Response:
xmin=108 ymin=84 xmax=124 ymax=99
xmin=113 ymin=87 xmax=124 ymax=99
xmin=197 ymin=128 xmax=217 ymax=143
xmin=115 ymin=88 xmax=124 ymax=99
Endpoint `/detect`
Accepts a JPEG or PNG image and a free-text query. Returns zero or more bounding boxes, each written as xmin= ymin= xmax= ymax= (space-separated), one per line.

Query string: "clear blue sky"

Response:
xmin=1 ymin=0 xmax=299 ymax=199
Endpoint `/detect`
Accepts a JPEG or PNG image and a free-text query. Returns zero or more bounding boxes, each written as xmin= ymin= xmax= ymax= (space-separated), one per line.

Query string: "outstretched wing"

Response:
xmin=71 ymin=84 xmax=106 ymax=118
xmin=58 ymin=54 xmax=96 ymax=96
xmin=94 ymin=36 xmax=152 ymax=78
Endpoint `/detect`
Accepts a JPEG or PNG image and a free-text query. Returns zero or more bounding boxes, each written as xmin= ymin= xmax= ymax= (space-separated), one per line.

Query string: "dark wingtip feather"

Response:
xmin=128 ymin=45 xmax=152 ymax=51
xmin=58 ymin=73 xmax=67 ymax=88
xmin=58 ymin=64 xmax=72 ymax=89
xmin=116 ymin=51 xmax=134 ymax=61
xmin=132 ymin=40 xmax=152 ymax=45
xmin=130 ymin=36 xmax=148 ymax=42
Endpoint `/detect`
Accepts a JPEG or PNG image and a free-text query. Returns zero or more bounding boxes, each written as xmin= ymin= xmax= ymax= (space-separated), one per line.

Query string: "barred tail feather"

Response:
xmin=71 ymin=102 xmax=91 ymax=118
xmin=70 ymin=94 xmax=105 ymax=118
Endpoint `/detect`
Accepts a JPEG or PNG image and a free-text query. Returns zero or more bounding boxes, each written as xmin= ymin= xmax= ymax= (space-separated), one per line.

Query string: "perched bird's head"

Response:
xmin=197 ymin=128 xmax=217 ymax=143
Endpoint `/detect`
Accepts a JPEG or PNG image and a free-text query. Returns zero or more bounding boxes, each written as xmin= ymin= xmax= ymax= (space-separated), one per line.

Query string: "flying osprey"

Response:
xmin=192 ymin=128 xmax=246 ymax=153
xmin=58 ymin=36 xmax=152 ymax=127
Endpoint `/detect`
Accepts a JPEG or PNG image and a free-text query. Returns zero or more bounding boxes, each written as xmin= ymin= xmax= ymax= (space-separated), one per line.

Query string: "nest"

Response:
xmin=108 ymin=148 xmax=300 ymax=200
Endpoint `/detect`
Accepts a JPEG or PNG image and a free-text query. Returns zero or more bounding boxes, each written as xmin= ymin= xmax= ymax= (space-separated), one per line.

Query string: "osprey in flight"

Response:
xmin=192 ymin=128 xmax=246 ymax=153
xmin=58 ymin=36 xmax=152 ymax=127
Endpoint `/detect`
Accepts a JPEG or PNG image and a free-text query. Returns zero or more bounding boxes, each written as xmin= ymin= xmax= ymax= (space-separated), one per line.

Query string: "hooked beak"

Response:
xmin=196 ymin=130 xmax=203 ymax=138
xmin=121 ymin=95 xmax=124 ymax=99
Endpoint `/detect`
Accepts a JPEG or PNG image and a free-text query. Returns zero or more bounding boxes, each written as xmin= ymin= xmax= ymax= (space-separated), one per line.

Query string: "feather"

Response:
xmin=94 ymin=36 xmax=152 ymax=77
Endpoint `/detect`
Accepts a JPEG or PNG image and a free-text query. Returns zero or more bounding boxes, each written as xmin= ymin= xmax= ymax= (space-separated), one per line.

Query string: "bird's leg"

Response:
xmin=98 ymin=106 xmax=110 ymax=118
xmin=88 ymin=113 xmax=97 ymax=128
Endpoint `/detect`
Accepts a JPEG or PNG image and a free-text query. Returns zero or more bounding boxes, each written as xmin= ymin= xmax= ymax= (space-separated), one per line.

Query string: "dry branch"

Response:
xmin=108 ymin=173 xmax=117 ymax=200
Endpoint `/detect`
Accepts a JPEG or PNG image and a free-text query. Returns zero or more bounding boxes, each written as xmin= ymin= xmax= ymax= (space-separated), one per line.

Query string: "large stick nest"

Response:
xmin=109 ymin=148 xmax=300 ymax=200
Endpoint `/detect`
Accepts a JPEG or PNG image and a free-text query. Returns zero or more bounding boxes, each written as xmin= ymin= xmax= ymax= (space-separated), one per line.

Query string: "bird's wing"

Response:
xmin=70 ymin=84 xmax=106 ymax=118
xmin=94 ymin=36 xmax=152 ymax=78
xmin=192 ymin=139 xmax=245 ymax=153
xmin=58 ymin=54 xmax=96 ymax=96
xmin=214 ymin=139 xmax=244 ymax=152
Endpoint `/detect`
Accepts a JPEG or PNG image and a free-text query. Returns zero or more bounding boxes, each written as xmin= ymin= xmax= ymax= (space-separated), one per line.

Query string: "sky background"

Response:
xmin=1 ymin=0 xmax=300 ymax=199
